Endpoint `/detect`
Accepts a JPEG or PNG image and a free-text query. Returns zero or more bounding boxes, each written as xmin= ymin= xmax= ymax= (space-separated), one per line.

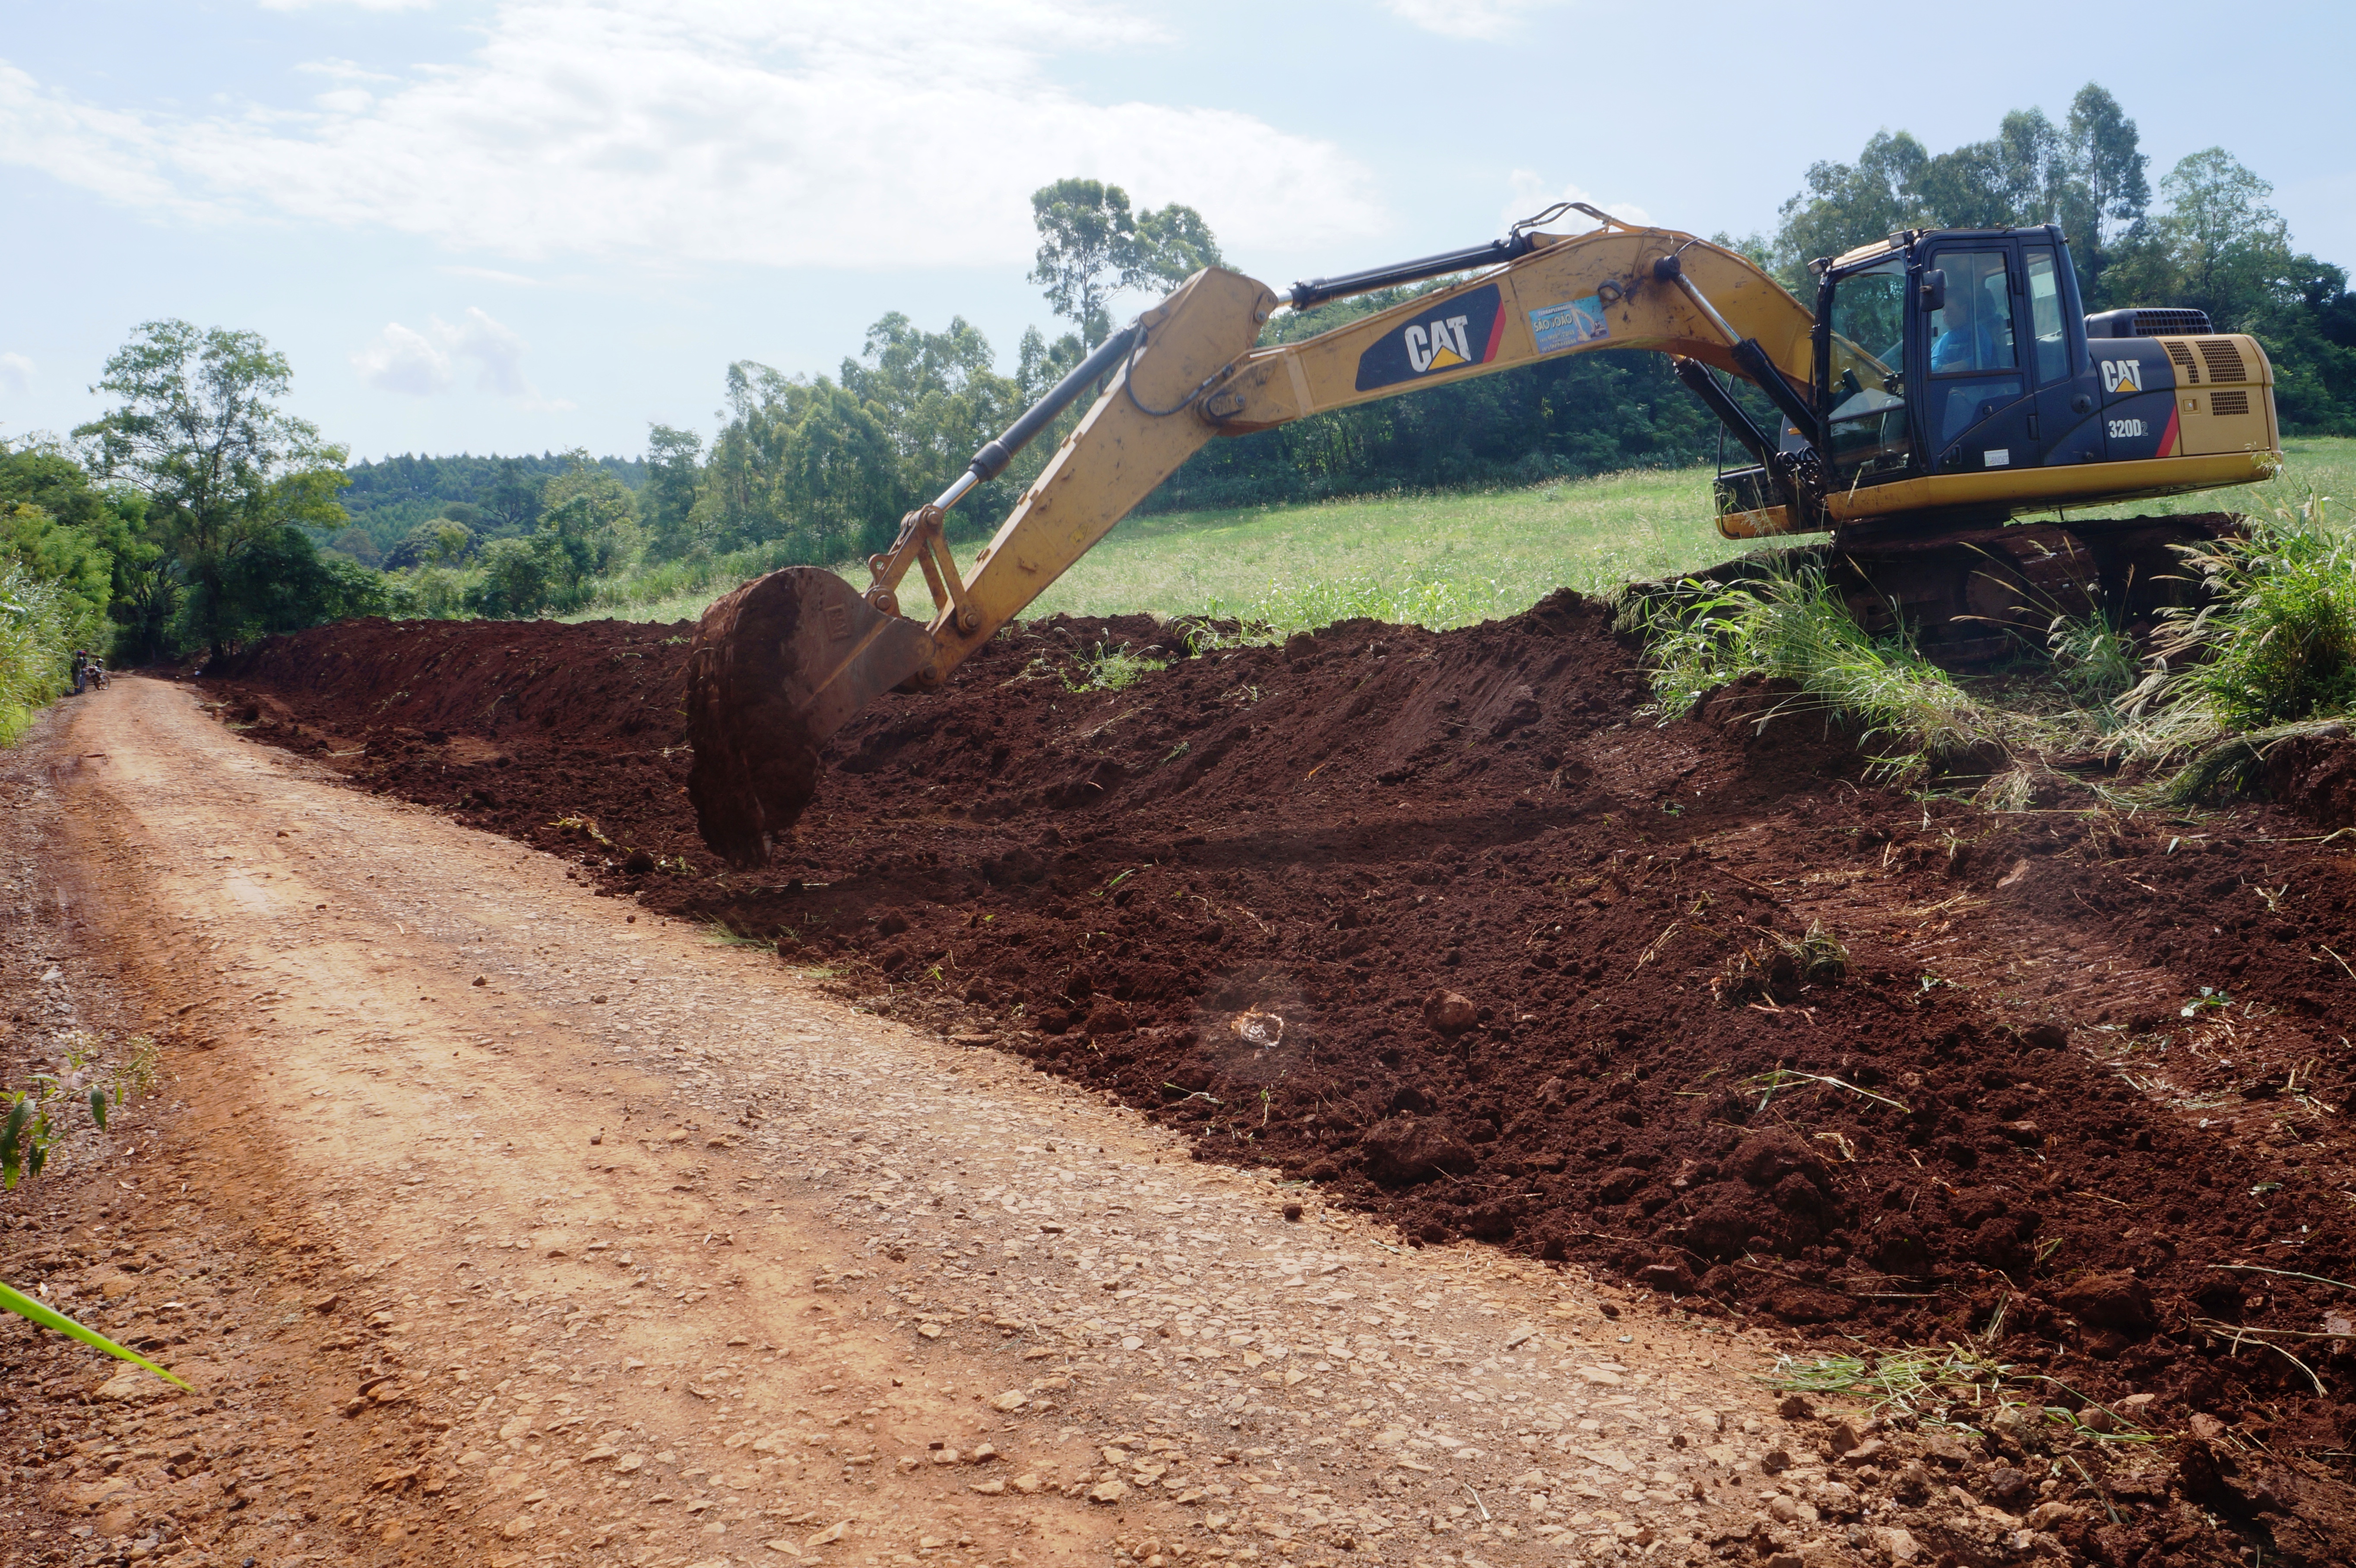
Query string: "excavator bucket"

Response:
xmin=684 ymin=567 xmax=937 ymax=867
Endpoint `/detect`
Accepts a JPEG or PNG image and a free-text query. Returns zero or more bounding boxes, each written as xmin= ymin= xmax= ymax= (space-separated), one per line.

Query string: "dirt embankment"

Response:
xmin=206 ymin=599 xmax=2356 ymax=1561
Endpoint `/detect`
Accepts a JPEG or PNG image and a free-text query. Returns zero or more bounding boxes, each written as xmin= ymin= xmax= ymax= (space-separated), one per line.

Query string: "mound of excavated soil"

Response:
xmin=207 ymin=599 xmax=2356 ymax=1538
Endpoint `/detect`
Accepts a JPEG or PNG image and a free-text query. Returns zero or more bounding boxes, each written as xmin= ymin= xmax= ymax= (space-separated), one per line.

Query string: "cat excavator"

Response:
xmin=686 ymin=204 xmax=2282 ymax=865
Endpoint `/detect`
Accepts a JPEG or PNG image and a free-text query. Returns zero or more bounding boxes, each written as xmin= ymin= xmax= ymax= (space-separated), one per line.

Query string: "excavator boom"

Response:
xmin=685 ymin=214 xmax=2282 ymax=864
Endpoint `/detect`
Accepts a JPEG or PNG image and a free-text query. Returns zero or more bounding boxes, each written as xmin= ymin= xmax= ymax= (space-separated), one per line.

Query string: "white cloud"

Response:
xmin=1381 ymin=0 xmax=1566 ymax=39
xmin=353 ymin=321 xmax=451 ymax=395
xmin=0 ymin=352 xmax=32 ymax=396
xmin=352 ymin=307 xmax=566 ymax=407
xmin=0 ymin=1 xmax=1387 ymax=269
xmin=1503 ymin=171 xmax=1650 ymax=231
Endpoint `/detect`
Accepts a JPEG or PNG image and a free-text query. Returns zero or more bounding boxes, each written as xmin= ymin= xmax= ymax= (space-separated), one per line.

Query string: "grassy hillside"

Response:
xmin=573 ymin=436 xmax=2353 ymax=632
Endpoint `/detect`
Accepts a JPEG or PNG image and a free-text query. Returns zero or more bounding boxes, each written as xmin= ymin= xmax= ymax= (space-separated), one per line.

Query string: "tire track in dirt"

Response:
xmin=22 ymin=678 xmax=1852 ymax=1568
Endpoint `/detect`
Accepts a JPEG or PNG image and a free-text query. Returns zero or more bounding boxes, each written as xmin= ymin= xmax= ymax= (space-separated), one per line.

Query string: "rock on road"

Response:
xmin=22 ymin=676 xmax=1821 ymax=1568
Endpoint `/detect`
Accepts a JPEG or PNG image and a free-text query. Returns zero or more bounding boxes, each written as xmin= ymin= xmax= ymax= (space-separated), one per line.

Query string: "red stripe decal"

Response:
xmin=2159 ymin=406 xmax=2180 ymax=457
xmin=1482 ymin=308 xmax=1507 ymax=364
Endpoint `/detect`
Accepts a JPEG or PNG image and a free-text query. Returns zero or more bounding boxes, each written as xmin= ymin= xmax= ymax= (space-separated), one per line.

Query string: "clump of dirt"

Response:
xmin=206 ymin=590 xmax=2356 ymax=1551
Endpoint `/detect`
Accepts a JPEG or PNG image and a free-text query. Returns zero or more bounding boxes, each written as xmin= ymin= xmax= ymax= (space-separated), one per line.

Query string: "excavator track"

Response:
xmin=1668 ymin=512 xmax=2241 ymax=668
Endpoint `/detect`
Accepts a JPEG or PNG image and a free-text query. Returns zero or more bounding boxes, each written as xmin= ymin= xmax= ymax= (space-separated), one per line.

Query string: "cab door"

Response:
xmin=1919 ymin=241 xmax=2035 ymax=475
xmin=2023 ymin=240 xmax=2104 ymax=465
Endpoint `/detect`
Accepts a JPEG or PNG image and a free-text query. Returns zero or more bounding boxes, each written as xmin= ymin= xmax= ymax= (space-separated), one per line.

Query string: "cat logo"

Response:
xmin=1406 ymin=316 xmax=1475 ymax=373
xmin=1355 ymin=284 xmax=1507 ymax=392
xmin=2100 ymin=358 xmax=2143 ymax=395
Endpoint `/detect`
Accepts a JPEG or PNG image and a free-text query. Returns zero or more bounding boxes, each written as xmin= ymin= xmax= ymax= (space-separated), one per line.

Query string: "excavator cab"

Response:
xmin=1714 ymin=224 xmax=2277 ymax=542
xmin=1819 ymin=227 xmax=2085 ymax=491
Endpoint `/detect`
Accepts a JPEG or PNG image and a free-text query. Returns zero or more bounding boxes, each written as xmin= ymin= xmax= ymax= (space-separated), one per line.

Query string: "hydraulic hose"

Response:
xmin=934 ymin=324 xmax=1142 ymax=512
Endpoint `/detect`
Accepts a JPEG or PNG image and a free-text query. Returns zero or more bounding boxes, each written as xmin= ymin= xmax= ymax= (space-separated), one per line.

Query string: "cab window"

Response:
xmin=2024 ymin=247 xmax=2069 ymax=384
xmin=1823 ymin=256 xmax=1910 ymax=477
xmin=1927 ymin=248 xmax=2022 ymax=446
xmin=1928 ymin=250 xmax=2017 ymax=374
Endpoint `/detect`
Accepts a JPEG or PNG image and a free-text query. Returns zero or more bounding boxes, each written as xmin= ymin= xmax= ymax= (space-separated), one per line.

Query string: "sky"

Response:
xmin=3 ymin=0 xmax=2350 ymax=465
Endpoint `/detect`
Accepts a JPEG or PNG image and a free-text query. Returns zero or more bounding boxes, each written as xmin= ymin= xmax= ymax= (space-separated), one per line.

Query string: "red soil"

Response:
xmin=207 ymin=598 xmax=2356 ymax=1560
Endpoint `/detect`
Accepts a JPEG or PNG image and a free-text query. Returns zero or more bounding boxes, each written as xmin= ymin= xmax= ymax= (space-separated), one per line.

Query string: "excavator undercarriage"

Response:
xmin=684 ymin=209 xmax=2284 ymax=865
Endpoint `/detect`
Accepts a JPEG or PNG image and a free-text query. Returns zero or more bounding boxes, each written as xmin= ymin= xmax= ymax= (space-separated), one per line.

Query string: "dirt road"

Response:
xmin=6 ymin=677 xmax=1838 ymax=1568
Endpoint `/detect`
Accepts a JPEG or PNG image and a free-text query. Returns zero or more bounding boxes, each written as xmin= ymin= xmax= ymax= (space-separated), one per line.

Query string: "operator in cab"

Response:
xmin=1930 ymin=268 xmax=2003 ymax=373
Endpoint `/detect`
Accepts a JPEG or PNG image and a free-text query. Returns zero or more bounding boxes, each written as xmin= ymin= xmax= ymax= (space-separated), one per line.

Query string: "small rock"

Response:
xmin=2025 ymin=1501 xmax=2082 ymax=1531
xmin=2188 ymin=1411 xmax=2228 ymax=1443
xmin=95 ymin=1365 xmax=179 ymax=1404
xmin=1890 ymin=1462 xmax=1932 ymax=1504
xmin=1760 ymin=1447 xmax=1792 ymax=1475
xmin=1839 ymin=1438 xmax=1888 ymax=1468
xmin=1504 ymin=1324 xmax=1536 ymax=1349
xmin=969 ymin=1479 xmax=1004 ymax=1495
xmin=918 ymin=1324 xmax=944 ymax=1339
xmin=804 ymin=1521 xmax=847 ymax=1548
xmin=1777 ymin=1394 xmax=1814 ymax=1420
xmin=1871 ymin=1526 xmax=1921 ymax=1563
xmin=1087 ymin=1479 xmax=1128 ymax=1504
xmin=1829 ymin=1419 xmax=1865 ymax=1455
xmin=988 ymin=1392 xmax=1028 ymax=1412
xmin=968 ymin=1444 xmax=998 ymax=1463
xmin=1281 ymin=1201 xmax=1303 ymax=1222
xmin=472 ymin=976 xmax=487 ymax=987
xmin=929 ymin=1448 xmax=959 ymax=1466
xmin=1997 ymin=1119 xmax=2043 ymax=1144
xmin=1011 ymin=1472 xmax=1042 ymax=1494
xmin=1764 ymin=1497 xmax=1802 ymax=1525
xmin=1422 ymin=991 xmax=1479 ymax=1036
xmin=2056 ymin=1271 xmax=2155 ymax=1336
xmin=1765 ymin=1552 xmax=1804 ymax=1568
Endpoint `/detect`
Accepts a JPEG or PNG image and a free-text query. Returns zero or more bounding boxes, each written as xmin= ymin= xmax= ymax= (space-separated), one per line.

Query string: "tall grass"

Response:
xmin=0 ymin=562 xmax=85 ymax=746
xmin=1641 ymin=564 xmax=1996 ymax=778
xmin=2115 ymin=494 xmax=2356 ymax=800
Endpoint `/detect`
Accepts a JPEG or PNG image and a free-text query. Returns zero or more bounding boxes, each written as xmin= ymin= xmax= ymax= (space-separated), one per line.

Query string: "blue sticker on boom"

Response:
xmin=1530 ymin=296 xmax=1610 ymax=354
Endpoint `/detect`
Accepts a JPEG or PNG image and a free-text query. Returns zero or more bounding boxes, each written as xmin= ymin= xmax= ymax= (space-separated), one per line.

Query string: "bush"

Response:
xmin=0 ymin=562 xmax=83 ymax=745
xmin=2115 ymin=500 xmax=2356 ymax=800
xmin=2157 ymin=510 xmax=2356 ymax=728
xmin=172 ymin=525 xmax=393 ymax=653
xmin=465 ymin=536 xmax=554 ymax=618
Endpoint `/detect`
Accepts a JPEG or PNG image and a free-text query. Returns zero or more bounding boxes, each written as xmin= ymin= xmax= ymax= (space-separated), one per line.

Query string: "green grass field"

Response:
xmin=578 ymin=435 xmax=2354 ymax=633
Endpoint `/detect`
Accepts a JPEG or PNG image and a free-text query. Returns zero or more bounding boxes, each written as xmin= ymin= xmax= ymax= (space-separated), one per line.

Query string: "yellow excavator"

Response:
xmin=685 ymin=204 xmax=2283 ymax=865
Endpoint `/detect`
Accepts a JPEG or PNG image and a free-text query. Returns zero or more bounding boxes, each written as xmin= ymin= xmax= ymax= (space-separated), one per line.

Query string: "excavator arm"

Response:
xmin=684 ymin=218 xmax=1822 ymax=863
xmin=918 ymin=220 xmax=1816 ymax=681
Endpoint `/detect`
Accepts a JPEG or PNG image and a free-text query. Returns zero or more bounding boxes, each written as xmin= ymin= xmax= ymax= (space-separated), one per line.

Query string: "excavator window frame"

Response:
xmin=1815 ymin=247 xmax=1931 ymax=489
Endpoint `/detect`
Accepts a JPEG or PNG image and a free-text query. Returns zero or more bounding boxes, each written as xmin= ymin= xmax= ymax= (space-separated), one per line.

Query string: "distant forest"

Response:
xmin=336 ymin=83 xmax=2354 ymax=576
xmin=336 ymin=452 xmax=647 ymax=558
